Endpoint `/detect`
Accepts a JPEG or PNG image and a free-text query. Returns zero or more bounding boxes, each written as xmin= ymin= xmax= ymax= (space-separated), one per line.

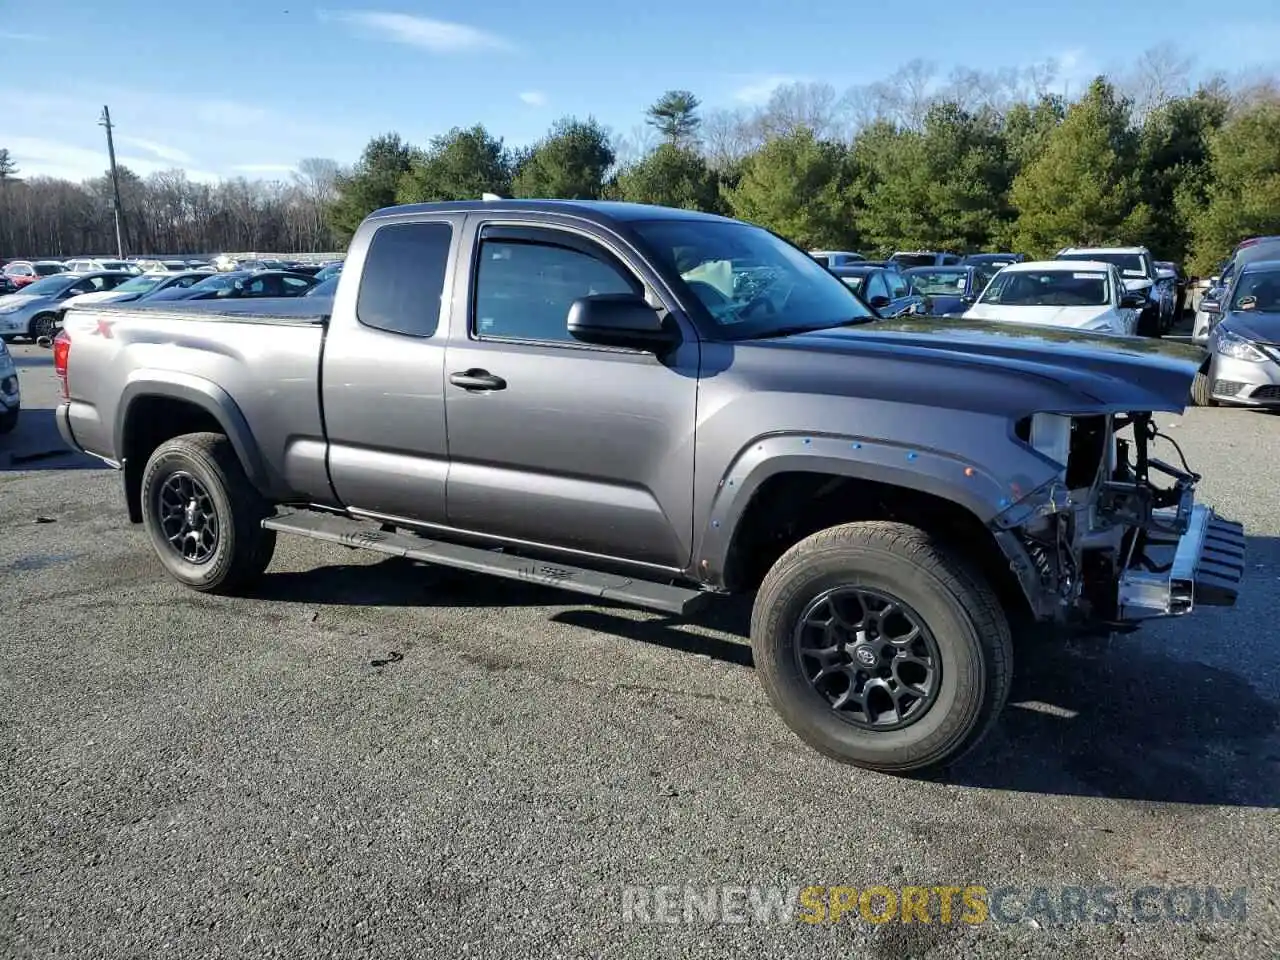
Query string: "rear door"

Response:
xmin=322 ymin=215 xmax=463 ymax=523
xmin=441 ymin=217 xmax=700 ymax=570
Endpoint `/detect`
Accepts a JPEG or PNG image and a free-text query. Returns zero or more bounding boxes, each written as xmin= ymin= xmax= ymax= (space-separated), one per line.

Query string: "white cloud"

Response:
xmin=6 ymin=136 xmax=220 ymax=183
xmin=325 ymin=10 xmax=513 ymax=53
xmin=119 ymin=136 xmax=192 ymax=165
xmin=518 ymin=91 xmax=547 ymax=107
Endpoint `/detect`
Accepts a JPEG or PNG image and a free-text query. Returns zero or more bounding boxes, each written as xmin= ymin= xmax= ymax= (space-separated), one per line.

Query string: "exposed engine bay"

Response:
xmin=996 ymin=412 xmax=1244 ymax=626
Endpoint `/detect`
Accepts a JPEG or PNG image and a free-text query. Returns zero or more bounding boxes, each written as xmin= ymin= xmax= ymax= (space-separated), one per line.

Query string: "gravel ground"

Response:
xmin=1 ymin=341 xmax=1277 ymax=959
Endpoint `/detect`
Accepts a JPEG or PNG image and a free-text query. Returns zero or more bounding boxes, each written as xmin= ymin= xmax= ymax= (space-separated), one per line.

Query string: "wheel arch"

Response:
xmin=117 ymin=373 xmax=268 ymax=523
xmin=699 ymin=436 xmax=1034 ymax=621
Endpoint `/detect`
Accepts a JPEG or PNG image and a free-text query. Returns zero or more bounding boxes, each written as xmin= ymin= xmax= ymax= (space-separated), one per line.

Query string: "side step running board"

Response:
xmin=262 ymin=510 xmax=711 ymax=617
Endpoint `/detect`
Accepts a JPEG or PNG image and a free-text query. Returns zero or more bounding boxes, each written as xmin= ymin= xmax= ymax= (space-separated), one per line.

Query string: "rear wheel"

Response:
xmin=1137 ymin=305 xmax=1162 ymax=338
xmin=27 ymin=313 xmax=58 ymax=341
xmin=750 ymin=521 xmax=1012 ymax=774
xmin=140 ymin=432 xmax=276 ymax=593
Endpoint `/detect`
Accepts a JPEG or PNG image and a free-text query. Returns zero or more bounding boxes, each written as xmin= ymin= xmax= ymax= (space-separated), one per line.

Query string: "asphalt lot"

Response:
xmin=1 ymin=339 xmax=1277 ymax=959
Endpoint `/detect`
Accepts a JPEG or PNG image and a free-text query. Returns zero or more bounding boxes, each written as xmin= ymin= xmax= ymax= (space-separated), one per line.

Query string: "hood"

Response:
xmin=751 ymin=316 xmax=1202 ymax=413
xmin=1220 ymin=310 xmax=1280 ymax=344
xmin=963 ymin=302 xmax=1116 ymax=331
xmin=0 ymin=294 xmax=40 ymax=311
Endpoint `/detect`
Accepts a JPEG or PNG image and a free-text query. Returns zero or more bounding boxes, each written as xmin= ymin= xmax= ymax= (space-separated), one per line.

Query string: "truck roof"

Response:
xmin=367 ymin=199 xmax=738 ymax=225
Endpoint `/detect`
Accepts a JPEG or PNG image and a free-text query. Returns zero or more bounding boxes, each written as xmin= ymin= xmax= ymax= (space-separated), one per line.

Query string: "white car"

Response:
xmin=810 ymin=250 xmax=866 ymax=268
xmin=962 ymin=260 xmax=1144 ymax=335
xmin=64 ymin=258 xmax=140 ymax=274
xmin=0 ymin=336 xmax=19 ymax=434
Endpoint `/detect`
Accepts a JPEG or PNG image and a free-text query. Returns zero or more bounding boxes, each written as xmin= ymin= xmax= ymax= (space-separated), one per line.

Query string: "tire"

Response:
xmin=140 ymin=432 xmax=276 ymax=593
xmin=0 ymin=406 xmax=17 ymax=435
xmin=750 ymin=520 xmax=1012 ymax=774
xmin=1137 ymin=305 xmax=1162 ymax=338
xmin=1191 ymin=370 xmax=1217 ymax=407
xmin=27 ymin=313 xmax=57 ymax=341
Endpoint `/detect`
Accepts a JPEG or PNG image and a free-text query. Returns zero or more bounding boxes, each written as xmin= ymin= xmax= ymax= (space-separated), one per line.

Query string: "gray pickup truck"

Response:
xmin=53 ymin=199 xmax=1245 ymax=775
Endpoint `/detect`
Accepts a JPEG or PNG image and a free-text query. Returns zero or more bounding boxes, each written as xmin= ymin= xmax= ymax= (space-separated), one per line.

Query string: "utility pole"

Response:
xmin=98 ymin=105 xmax=126 ymax=258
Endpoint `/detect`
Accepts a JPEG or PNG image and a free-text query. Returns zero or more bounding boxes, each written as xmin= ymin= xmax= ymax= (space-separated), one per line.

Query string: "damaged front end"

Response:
xmin=991 ymin=412 xmax=1245 ymax=627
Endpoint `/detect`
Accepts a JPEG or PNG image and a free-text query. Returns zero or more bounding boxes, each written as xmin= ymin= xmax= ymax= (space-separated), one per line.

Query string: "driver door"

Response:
xmin=442 ymin=219 xmax=701 ymax=570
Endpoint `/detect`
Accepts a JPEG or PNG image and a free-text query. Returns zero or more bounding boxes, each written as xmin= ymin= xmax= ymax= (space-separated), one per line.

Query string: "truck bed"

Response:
xmin=58 ymin=297 xmax=330 ymax=505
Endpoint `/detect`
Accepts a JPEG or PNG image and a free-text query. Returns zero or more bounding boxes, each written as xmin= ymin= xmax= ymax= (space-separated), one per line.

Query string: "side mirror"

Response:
xmin=1201 ymin=298 xmax=1221 ymax=315
xmin=567 ymin=294 xmax=676 ymax=350
xmin=1120 ymin=292 xmax=1147 ymax=309
xmin=867 ymin=295 xmax=891 ymax=310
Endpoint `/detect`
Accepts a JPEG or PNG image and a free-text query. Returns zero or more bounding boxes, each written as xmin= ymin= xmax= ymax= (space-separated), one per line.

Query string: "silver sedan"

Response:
xmin=0 ymin=271 xmax=133 ymax=341
xmin=1191 ymin=260 xmax=1280 ymax=408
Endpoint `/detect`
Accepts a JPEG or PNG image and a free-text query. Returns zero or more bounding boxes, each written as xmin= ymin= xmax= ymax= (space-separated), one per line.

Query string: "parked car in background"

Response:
xmin=964 ymin=252 xmax=1027 ymax=270
xmin=65 ymin=257 xmax=141 ymax=274
xmin=1192 ymin=237 xmax=1280 ymax=345
xmin=0 ymin=336 xmax=18 ymax=434
xmin=809 ymin=250 xmax=866 ymax=268
xmin=962 ymin=260 xmax=1144 ymax=335
xmin=888 ymin=250 xmax=963 ymax=269
xmin=1191 ymin=258 xmax=1280 ymax=407
xmin=0 ymin=271 xmax=133 ymax=341
xmin=829 ymin=263 xmax=926 ymax=317
xmin=902 ymin=265 xmax=996 ymax=316
xmin=1054 ymin=246 xmax=1174 ymax=336
xmin=314 ymin=261 xmax=344 ymax=283
xmin=57 ymin=270 xmax=209 ymax=319
xmin=1155 ymin=260 xmax=1188 ymax=319
xmin=3 ymin=260 xmax=67 ymax=289
xmin=0 ymin=274 xmax=17 ymax=296
xmin=304 ymin=276 xmax=339 ymax=297
xmin=143 ymin=269 xmax=318 ymax=302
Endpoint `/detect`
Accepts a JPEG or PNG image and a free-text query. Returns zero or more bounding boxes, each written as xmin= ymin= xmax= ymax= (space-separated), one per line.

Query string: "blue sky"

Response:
xmin=5 ymin=0 xmax=1279 ymax=183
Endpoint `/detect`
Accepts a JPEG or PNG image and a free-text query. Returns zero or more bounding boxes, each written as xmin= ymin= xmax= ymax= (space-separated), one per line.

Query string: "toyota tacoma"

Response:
xmin=52 ymin=200 xmax=1245 ymax=774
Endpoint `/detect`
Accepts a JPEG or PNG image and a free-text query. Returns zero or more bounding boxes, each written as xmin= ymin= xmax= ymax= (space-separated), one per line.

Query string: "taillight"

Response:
xmin=53 ymin=329 xmax=71 ymax=399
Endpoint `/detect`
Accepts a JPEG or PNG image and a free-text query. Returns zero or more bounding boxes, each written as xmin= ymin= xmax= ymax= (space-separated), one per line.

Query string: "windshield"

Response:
xmin=114 ymin=275 xmax=166 ymax=293
xmin=20 ymin=275 xmax=75 ymax=296
xmin=632 ymin=219 xmax=875 ymax=339
xmin=1057 ymin=251 xmax=1147 ymax=277
xmin=1232 ymin=269 xmax=1280 ymax=313
xmin=839 ymin=276 xmax=865 ymax=293
xmin=978 ymin=269 xmax=1110 ymax=307
xmin=889 ymin=253 xmax=939 ymax=269
xmin=906 ymin=270 xmax=968 ymax=295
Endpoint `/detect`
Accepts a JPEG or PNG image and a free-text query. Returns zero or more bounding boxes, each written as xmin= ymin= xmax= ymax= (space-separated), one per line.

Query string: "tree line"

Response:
xmin=3 ymin=54 xmax=1279 ymax=273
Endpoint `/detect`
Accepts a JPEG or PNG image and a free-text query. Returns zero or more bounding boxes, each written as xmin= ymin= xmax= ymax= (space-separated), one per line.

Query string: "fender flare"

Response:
xmin=695 ymin=432 xmax=1020 ymax=584
xmin=115 ymin=369 xmax=269 ymax=491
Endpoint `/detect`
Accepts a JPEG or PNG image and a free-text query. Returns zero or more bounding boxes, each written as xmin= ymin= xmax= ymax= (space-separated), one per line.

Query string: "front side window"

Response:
xmin=864 ymin=272 xmax=889 ymax=302
xmin=979 ymin=269 xmax=1111 ymax=307
xmin=472 ymin=236 xmax=639 ymax=343
xmin=886 ymin=271 xmax=911 ymax=299
xmin=357 ymin=221 xmax=452 ymax=338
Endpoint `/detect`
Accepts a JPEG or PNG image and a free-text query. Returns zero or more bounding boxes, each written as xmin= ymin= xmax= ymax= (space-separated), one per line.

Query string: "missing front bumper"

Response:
xmin=1117 ymin=504 xmax=1245 ymax=620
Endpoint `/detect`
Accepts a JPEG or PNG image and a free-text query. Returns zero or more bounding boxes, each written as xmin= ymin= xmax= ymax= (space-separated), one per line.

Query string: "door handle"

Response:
xmin=450 ymin=369 xmax=507 ymax=391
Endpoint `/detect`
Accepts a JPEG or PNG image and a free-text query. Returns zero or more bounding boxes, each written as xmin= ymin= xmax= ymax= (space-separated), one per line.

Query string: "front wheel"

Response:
xmin=1191 ymin=370 xmax=1218 ymax=407
xmin=750 ymin=521 xmax=1012 ymax=774
xmin=140 ymin=432 xmax=276 ymax=593
xmin=0 ymin=406 xmax=17 ymax=435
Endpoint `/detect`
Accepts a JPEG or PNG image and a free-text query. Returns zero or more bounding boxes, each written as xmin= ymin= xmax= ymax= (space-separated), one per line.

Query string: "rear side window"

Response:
xmin=356 ymin=221 xmax=452 ymax=337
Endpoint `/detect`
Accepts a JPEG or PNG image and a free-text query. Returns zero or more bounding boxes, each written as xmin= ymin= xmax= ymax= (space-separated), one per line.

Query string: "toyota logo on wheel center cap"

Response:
xmin=854 ymin=645 xmax=878 ymax=667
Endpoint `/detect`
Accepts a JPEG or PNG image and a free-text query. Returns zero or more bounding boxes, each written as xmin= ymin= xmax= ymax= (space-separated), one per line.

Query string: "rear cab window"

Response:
xmin=356 ymin=221 xmax=453 ymax=337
